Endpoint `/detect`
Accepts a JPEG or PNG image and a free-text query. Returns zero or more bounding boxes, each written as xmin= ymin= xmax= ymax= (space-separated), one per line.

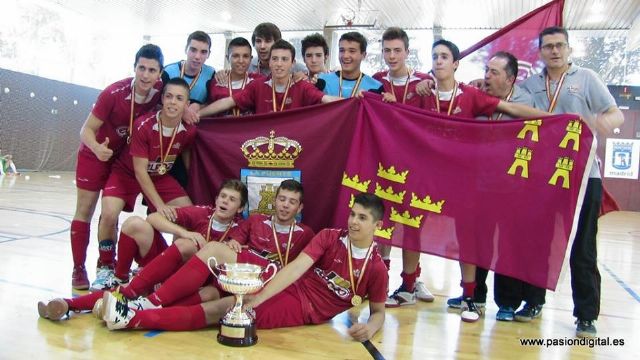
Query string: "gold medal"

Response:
xmin=126 ymin=136 xmax=132 ymax=144
xmin=157 ymin=164 xmax=167 ymax=175
xmin=351 ymin=295 xmax=362 ymax=306
xmin=156 ymin=111 xmax=179 ymax=177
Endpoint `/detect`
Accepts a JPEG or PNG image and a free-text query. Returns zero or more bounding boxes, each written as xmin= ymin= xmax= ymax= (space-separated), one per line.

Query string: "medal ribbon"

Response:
xmin=180 ymin=60 xmax=202 ymax=91
xmin=389 ymin=68 xmax=412 ymax=104
xmin=489 ymin=86 xmax=514 ymax=121
xmin=205 ymin=211 xmax=233 ymax=243
xmin=545 ymin=70 xmax=568 ymax=113
xmin=271 ymin=216 xmax=295 ymax=266
xmin=156 ymin=112 xmax=179 ymax=174
xmin=271 ymin=76 xmax=292 ymax=112
xmin=346 ymin=237 xmax=374 ymax=305
xmin=228 ymin=72 xmax=248 ymax=116
xmin=435 ymin=81 xmax=459 ymax=115
xmin=339 ymin=71 xmax=364 ymax=98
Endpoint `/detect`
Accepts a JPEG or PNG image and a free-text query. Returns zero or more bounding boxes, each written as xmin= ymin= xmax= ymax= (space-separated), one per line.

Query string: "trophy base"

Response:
xmin=217 ymin=322 xmax=258 ymax=347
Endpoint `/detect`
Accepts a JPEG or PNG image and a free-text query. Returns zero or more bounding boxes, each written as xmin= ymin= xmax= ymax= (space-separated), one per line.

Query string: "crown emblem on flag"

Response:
xmin=390 ymin=207 xmax=423 ymax=228
xmin=377 ymin=163 xmax=409 ymax=184
xmin=342 ymin=173 xmax=371 ymax=192
xmin=374 ymin=183 xmax=406 ymax=204
xmin=555 ymin=157 xmax=574 ymax=171
xmin=241 ymin=130 xmax=302 ymax=168
xmin=410 ymin=193 xmax=445 ymax=214
xmin=566 ymin=119 xmax=582 ymax=134
xmin=375 ymin=226 xmax=395 ymax=240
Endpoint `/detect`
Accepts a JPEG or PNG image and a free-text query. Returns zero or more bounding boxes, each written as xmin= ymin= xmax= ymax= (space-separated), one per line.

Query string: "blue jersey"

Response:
xmin=317 ymin=71 xmax=383 ymax=97
xmin=162 ymin=61 xmax=215 ymax=104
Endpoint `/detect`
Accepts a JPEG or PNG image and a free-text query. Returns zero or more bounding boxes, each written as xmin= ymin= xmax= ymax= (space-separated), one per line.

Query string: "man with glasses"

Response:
xmin=521 ymin=26 xmax=624 ymax=338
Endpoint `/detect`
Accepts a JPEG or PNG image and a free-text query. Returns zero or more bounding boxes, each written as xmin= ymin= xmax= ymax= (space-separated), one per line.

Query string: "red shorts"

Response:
xmin=134 ymin=230 xmax=168 ymax=267
xmin=75 ymin=149 xmax=113 ymax=192
xmin=102 ymin=167 xmax=187 ymax=212
xmin=255 ymin=285 xmax=305 ymax=329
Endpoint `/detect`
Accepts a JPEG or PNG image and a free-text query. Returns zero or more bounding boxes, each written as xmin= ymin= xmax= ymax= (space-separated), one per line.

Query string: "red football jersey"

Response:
xmin=230 ymin=214 xmax=314 ymax=267
xmin=117 ymin=111 xmax=197 ymax=175
xmin=373 ymin=70 xmax=432 ymax=108
xmin=174 ymin=205 xmax=242 ymax=242
xmin=81 ymin=77 xmax=162 ymax=156
xmin=297 ymin=229 xmax=388 ymax=324
xmin=421 ymin=82 xmax=500 ymax=119
xmin=232 ymin=78 xmax=325 ymax=114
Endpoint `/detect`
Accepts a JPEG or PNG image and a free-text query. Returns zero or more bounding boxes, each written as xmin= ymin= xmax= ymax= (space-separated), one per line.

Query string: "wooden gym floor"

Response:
xmin=0 ymin=172 xmax=638 ymax=359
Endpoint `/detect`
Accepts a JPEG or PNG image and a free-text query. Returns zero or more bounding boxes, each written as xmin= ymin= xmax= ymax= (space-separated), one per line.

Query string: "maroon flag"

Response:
xmin=190 ymin=94 xmax=594 ymax=290
xmin=460 ymin=0 xmax=564 ymax=80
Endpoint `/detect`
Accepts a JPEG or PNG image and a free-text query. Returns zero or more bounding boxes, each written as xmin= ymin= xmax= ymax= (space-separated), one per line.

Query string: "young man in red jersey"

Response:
xmin=372 ymin=27 xmax=435 ymax=308
xmin=70 ymin=44 xmax=164 ymax=290
xmin=200 ymin=40 xmax=339 ymax=117
xmin=103 ymin=193 xmax=388 ymax=342
xmin=37 ymin=179 xmax=247 ymax=321
xmin=90 ymin=77 xmax=196 ymax=290
xmin=207 ymin=37 xmax=264 ymax=116
xmin=101 ymin=179 xmax=314 ymax=313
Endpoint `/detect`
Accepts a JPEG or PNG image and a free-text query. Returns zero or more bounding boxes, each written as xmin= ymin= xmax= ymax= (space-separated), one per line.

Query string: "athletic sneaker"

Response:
xmin=131 ymin=267 xmax=143 ymax=277
xmin=415 ymin=281 xmax=435 ymax=302
xmin=514 ymin=303 xmax=543 ymax=322
xmin=71 ymin=266 xmax=89 ymax=290
xmin=37 ymin=298 xmax=69 ymax=321
xmin=102 ymin=290 xmax=135 ymax=330
xmin=460 ymin=297 xmax=482 ymax=322
xmin=496 ymin=306 xmax=515 ymax=321
xmin=385 ymin=285 xmax=417 ymax=308
xmin=127 ymin=296 xmax=160 ymax=311
xmin=90 ymin=266 xmax=115 ymax=292
xmin=96 ymin=273 xmax=129 ymax=291
xmin=92 ymin=298 xmax=104 ymax=320
xmin=447 ymin=295 xmax=486 ymax=309
xmin=576 ymin=319 xmax=597 ymax=338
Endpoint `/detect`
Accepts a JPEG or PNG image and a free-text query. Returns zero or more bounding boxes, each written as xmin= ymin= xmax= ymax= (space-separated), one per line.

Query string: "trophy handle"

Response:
xmin=261 ymin=263 xmax=278 ymax=284
xmin=207 ymin=256 xmax=219 ymax=279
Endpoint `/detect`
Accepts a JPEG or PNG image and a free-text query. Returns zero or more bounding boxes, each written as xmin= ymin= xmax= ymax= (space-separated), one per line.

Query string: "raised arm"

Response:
xmin=198 ymin=97 xmax=237 ymax=117
xmin=496 ymin=100 xmax=551 ymax=119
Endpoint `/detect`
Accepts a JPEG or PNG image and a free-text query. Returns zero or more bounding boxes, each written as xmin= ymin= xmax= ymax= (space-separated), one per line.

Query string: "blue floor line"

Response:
xmin=600 ymin=261 xmax=640 ymax=303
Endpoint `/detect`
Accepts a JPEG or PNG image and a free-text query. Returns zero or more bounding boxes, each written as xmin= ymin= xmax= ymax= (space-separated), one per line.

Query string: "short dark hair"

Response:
xmin=491 ymin=51 xmax=518 ymax=80
xmin=538 ymin=26 xmax=569 ymax=48
xmin=353 ymin=193 xmax=385 ymax=221
xmin=276 ymin=179 xmax=304 ymax=203
xmin=301 ymin=33 xmax=329 ymax=57
xmin=382 ymin=27 xmax=409 ymax=50
xmin=135 ymin=44 xmax=164 ymax=70
xmin=432 ymin=39 xmax=460 ymax=62
xmin=163 ymin=77 xmax=190 ymax=96
xmin=220 ymin=179 xmax=249 ymax=207
xmin=269 ymin=39 xmax=296 ymax=60
xmin=186 ymin=30 xmax=212 ymax=51
xmin=339 ymin=32 xmax=367 ymax=53
xmin=227 ymin=37 xmax=252 ymax=56
xmin=252 ymin=23 xmax=282 ymax=45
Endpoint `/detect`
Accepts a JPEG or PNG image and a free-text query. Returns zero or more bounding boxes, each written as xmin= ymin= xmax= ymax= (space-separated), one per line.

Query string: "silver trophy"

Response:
xmin=207 ymin=256 xmax=277 ymax=347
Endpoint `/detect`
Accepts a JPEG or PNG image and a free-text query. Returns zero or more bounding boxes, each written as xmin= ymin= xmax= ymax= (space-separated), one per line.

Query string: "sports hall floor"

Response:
xmin=0 ymin=172 xmax=638 ymax=359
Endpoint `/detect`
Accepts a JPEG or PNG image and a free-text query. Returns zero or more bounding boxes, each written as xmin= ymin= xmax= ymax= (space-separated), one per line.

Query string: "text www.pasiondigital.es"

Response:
xmin=519 ymin=337 xmax=625 ymax=348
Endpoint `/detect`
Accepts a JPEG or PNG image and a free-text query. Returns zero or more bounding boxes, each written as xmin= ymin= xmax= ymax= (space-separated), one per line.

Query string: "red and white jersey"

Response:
xmin=297 ymin=229 xmax=388 ymax=324
xmin=81 ymin=77 xmax=162 ymax=157
xmin=421 ymin=82 xmax=500 ymax=119
xmin=232 ymin=78 xmax=325 ymax=114
xmin=174 ymin=205 xmax=242 ymax=242
xmin=230 ymin=214 xmax=314 ymax=267
xmin=373 ymin=70 xmax=432 ymax=108
xmin=116 ymin=111 xmax=197 ymax=175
